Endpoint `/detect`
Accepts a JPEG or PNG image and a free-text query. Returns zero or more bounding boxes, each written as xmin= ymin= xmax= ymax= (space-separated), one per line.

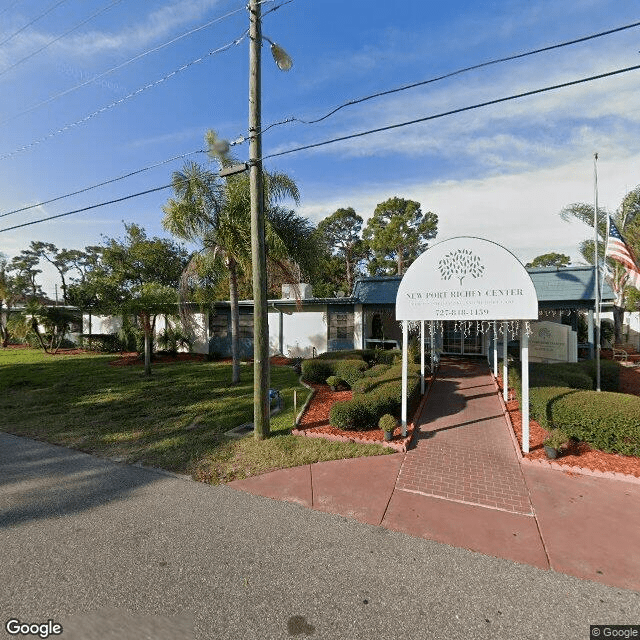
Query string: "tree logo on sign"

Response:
xmin=438 ymin=249 xmax=484 ymax=285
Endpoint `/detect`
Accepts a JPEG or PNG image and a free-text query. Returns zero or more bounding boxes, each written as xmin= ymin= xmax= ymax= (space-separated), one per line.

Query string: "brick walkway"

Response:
xmin=395 ymin=357 xmax=534 ymax=515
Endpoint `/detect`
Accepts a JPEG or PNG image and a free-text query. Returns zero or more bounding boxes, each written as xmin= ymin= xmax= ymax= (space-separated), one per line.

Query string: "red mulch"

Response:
xmin=496 ymin=371 xmax=640 ymax=478
xmin=295 ymin=383 xmax=416 ymax=447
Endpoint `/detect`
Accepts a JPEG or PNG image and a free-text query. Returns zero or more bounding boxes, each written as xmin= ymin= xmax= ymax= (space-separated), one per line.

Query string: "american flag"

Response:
xmin=606 ymin=216 xmax=640 ymax=290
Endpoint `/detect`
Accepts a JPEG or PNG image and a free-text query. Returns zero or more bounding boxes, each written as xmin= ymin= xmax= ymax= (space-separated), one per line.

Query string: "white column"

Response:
xmin=502 ymin=322 xmax=508 ymax=402
xmin=430 ymin=320 xmax=435 ymax=373
xmin=401 ymin=320 xmax=408 ymax=437
xmin=493 ymin=320 xmax=498 ymax=377
xmin=521 ymin=321 xmax=530 ymax=454
xmin=420 ymin=320 xmax=425 ymax=394
xmin=587 ymin=309 xmax=595 ymax=359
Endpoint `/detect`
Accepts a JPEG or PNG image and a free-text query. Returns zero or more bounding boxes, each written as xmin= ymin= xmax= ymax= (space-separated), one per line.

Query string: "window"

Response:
xmin=210 ymin=313 xmax=228 ymax=338
xmin=329 ymin=310 xmax=354 ymax=342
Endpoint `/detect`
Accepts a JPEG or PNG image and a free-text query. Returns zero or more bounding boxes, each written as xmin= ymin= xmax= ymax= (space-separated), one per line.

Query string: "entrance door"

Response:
xmin=442 ymin=321 xmax=483 ymax=355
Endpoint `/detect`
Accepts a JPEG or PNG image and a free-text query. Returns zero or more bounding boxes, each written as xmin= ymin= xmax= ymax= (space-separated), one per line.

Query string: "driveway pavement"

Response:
xmin=1 ymin=432 xmax=639 ymax=640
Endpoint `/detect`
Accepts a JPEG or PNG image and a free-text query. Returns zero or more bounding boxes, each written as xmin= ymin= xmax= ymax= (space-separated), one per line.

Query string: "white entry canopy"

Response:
xmin=396 ymin=236 xmax=538 ymax=321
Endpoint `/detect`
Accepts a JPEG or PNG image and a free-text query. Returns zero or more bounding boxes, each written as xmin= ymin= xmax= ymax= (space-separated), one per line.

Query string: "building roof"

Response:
xmin=352 ymin=266 xmax=615 ymax=308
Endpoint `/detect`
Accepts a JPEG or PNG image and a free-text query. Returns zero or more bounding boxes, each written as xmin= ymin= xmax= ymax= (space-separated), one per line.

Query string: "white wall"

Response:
xmin=83 ymin=314 xmax=122 ymax=335
xmin=268 ymin=309 xmax=327 ymax=358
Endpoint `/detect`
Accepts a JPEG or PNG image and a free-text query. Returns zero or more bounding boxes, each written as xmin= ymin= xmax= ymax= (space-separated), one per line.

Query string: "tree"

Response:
xmin=525 ymin=253 xmax=571 ymax=268
xmin=0 ymin=252 xmax=24 ymax=347
xmin=8 ymin=251 xmax=43 ymax=300
xmin=89 ymin=223 xmax=189 ymax=375
xmin=163 ymin=129 xmax=319 ymax=389
xmin=560 ymin=185 xmax=640 ymax=342
xmin=317 ymin=207 xmax=368 ymax=292
xmin=363 ymin=197 xmax=438 ymax=275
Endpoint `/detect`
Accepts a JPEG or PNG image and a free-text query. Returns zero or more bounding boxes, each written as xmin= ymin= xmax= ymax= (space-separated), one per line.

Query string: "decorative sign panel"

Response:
xmin=396 ymin=237 xmax=538 ymax=321
xmin=529 ymin=320 xmax=575 ymax=363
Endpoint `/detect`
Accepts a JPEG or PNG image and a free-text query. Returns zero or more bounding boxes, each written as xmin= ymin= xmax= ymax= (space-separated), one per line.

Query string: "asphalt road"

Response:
xmin=1 ymin=432 xmax=638 ymax=640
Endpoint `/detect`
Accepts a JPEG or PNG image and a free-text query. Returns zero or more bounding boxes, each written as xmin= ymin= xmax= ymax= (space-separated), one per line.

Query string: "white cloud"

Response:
xmin=300 ymin=152 xmax=640 ymax=266
xmin=0 ymin=0 xmax=226 ymax=65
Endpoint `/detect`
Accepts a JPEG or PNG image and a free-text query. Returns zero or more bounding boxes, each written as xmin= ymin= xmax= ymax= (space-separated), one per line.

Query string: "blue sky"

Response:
xmin=1 ymin=0 xmax=640 ymax=297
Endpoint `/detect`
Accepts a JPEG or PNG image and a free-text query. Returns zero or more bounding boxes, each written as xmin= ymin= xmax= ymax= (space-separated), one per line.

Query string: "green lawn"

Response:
xmin=0 ymin=348 xmax=392 ymax=483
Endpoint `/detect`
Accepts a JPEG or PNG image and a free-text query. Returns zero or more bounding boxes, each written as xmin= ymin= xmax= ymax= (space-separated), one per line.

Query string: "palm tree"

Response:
xmin=162 ymin=130 xmax=319 ymax=384
xmin=560 ymin=185 xmax=640 ymax=342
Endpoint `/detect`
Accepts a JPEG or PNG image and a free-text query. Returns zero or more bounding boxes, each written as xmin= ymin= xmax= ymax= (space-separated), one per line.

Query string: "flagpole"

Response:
xmin=594 ymin=152 xmax=601 ymax=392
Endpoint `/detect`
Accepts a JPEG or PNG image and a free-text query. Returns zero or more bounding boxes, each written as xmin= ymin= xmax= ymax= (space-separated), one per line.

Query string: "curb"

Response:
xmin=491 ymin=374 xmax=640 ymax=485
xmin=291 ymin=373 xmax=435 ymax=454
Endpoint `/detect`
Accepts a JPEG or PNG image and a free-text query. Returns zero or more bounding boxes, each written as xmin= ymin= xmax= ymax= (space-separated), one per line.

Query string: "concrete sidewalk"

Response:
xmin=229 ymin=358 xmax=640 ymax=592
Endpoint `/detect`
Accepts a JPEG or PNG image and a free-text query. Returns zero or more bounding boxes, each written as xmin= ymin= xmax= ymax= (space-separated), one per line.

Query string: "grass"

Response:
xmin=0 ymin=348 xmax=392 ymax=484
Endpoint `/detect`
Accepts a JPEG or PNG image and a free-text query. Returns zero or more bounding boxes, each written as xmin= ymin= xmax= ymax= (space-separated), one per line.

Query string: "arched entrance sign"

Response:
xmin=395 ymin=237 xmax=538 ymax=453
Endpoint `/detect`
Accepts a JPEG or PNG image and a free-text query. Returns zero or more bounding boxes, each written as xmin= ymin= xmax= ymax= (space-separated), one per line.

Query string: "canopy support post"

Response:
xmin=401 ymin=319 xmax=408 ymax=437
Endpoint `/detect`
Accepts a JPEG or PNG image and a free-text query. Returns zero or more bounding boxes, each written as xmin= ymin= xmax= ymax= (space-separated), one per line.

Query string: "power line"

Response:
xmin=0 ymin=4 xmax=247 ymax=127
xmin=0 ymin=0 xmax=123 ymax=78
xmin=259 ymin=19 xmax=640 ymax=135
xmin=0 ymin=0 xmax=68 ymax=47
xmin=4 ymin=62 xmax=639 ymax=233
xmin=0 ymin=149 xmax=206 ymax=219
xmin=263 ymin=63 xmax=640 ymax=160
xmin=0 ymin=32 xmax=248 ymax=161
xmin=0 ymin=184 xmax=175 ymax=233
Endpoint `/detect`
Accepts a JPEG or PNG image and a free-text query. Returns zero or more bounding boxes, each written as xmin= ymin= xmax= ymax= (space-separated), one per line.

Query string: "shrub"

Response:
xmin=351 ymin=378 xmax=373 ymax=394
xmin=528 ymin=363 xmax=593 ymax=390
xmin=301 ymin=359 xmax=336 ymax=383
xmin=579 ymin=359 xmax=619 ymax=392
xmin=80 ymin=333 xmax=123 ymax=353
xmin=329 ymin=363 xmax=421 ymax=431
xmin=363 ymin=363 xmax=391 ymax=378
xmin=334 ymin=359 xmax=368 ymax=386
xmin=528 ymin=386 xmax=576 ymax=430
xmin=316 ymin=349 xmax=373 ymax=363
xmin=379 ymin=414 xmax=397 ymax=432
xmin=374 ymin=349 xmax=402 ymax=365
xmin=326 ymin=375 xmax=343 ymax=389
xmin=543 ymin=428 xmax=569 ymax=450
xmin=329 ymin=400 xmax=372 ymax=431
xmin=549 ymin=390 xmax=640 ymax=457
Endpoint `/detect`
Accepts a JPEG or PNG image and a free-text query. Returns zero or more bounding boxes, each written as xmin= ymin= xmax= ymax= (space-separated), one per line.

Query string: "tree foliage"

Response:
xmin=317 ymin=207 xmax=368 ymax=292
xmin=525 ymin=252 xmax=571 ymax=268
xmin=88 ymin=223 xmax=189 ymax=375
xmin=560 ymin=186 xmax=640 ymax=342
xmin=363 ymin=197 xmax=438 ymax=275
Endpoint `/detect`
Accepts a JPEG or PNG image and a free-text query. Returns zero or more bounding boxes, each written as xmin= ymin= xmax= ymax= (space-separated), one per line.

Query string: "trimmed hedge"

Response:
xmin=334 ymin=359 xmax=368 ymax=386
xmin=579 ymin=359 xmax=620 ymax=392
xmin=508 ymin=359 xmax=636 ymax=456
xmin=316 ymin=349 xmax=371 ymax=363
xmin=329 ymin=363 xmax=421 ymax=431
xmin=301 ymin=359 xmax=335 ymax=384
xmin=549 ymin=390 xmax=640 ymax=456
xmin=364 ymin=363 xmax=391 ymax=378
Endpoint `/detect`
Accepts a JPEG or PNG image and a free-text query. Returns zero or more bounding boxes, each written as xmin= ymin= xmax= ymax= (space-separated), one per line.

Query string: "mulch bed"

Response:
xmin=292 ymin=382 xmax=423 ymax=452
xmin=496 ymin=374 xmax=640 ymax=479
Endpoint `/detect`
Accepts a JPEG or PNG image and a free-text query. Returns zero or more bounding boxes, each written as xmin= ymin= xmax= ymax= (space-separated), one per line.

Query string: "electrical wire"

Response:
xmin=0 ymin=32 xmax=248 ymax=162
xmin=263 ymin=63 xmax=640 ymax=159
xmin=4 ymin=60 xmax=639 ymax=233
xmin=0 ymin=0 xmax=123 ymax=78
xmin=0 ymin=3 xmax=247 ymax=127
xmin=0 ymin=0 xmax=68 ymax=47
xmin=0 ymin=184 xmax=176 ymax=233
xmin=0 ymin=149 xmax=206 ymax=219
xmin=259 ymin=19 xmax=640 ymax=136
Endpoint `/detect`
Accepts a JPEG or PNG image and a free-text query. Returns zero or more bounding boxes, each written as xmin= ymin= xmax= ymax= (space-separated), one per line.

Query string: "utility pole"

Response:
xmin=594 ymin=152 xmax=601 ymax=392
xmin=249 ymin=0 xmax=270 ymax=439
